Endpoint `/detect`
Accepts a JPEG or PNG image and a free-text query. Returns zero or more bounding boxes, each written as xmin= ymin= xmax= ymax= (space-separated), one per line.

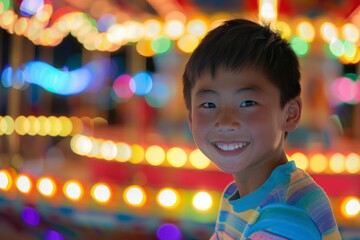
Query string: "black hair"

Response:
xmin=183 ymin=18 xmax=301 ymax=110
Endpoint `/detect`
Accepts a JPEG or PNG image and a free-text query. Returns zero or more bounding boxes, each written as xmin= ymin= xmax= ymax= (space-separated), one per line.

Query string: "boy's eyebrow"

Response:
xmin=195 ymin=87 xmax=262 ymax=97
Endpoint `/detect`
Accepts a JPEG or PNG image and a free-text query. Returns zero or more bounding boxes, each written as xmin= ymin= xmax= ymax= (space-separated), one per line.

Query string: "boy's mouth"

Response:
xmin=212 ymin=142 xmax=249 ymax=151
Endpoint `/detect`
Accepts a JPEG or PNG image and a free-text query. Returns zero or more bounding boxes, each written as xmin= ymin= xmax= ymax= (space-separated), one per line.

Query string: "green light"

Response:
xmin=151 ymin=37 xmax=172 ymax=54
xmin=290 ymin=37 xmax=309 ymax=56
xmin=329 ymin=39 xmax=344 ymax=57
xmin=0 ymin=0 xmax=12 ymax=11
xmin=343 ymin=41 xmax=356 ymax=58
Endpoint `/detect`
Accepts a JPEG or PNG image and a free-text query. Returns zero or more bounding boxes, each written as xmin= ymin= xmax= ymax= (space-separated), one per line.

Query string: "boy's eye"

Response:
xmin=201 ymin=102 xmax=216 ymax=108
xmin=240 ymin=100 xmax=256 ymax=107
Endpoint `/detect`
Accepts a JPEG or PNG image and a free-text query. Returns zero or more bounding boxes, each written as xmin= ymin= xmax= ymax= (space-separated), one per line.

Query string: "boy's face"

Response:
xmin=188 ymin=68 xmax=300 ymax=174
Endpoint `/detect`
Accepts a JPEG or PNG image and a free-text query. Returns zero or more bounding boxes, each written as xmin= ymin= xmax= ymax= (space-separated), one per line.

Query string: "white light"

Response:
xmin=192 ymin=191 xmax=212 ymax=211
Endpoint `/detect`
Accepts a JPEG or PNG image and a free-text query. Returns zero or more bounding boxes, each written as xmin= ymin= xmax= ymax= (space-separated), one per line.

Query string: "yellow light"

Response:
xmin=157 ymin=187 xmax=179 ymax=208
xmin=274 ymin=21 xmax=291 ymax=39
xmin=100 ymin=140 xmax=117 ymax=160
xmin=329 ymin=153 xmax=346 ymax=173
xmin=296 ymin=21 xmax=315 ymax=42
xmin=63 ymin=180 xmax=84 ymax=201
xmin=145 ymin=145 xmax=165 ymax=166
xmin=16 ymin=175 xmax=32 ymax=194
xmin=0 ymin=170 xmax=12 ymax=191
xmin=136 ymin=39 xmax=155 ymax=57
xmin=123 ymin=20 xmax=144 ymax=42
xmin=27 ymin=115 xmax=40 ymax=136
xmin=91 ymin=183 xmax=111 ymax=203
xmin=166 ymin=147 xmax=187 ymax=168
xmin=259 ymin=0 xmax=278 ymax=23
xmin=37 ymin=177 xmax=56 ymax=197
xmin=48 ymin=116 xmax=62 ymax=136
xmin=341 ymin=23 xmax=360 ymax=43
xmin=189 ymin=149 xmax=210 ymax=169
xmin=89 ymin=139 xmax=101 ymax=158
xmin=0 ymin=116 xmax=14 ymax=135
xmin=115 ymin=142 xmax=132 ymax=162
xmin=130 ymin=144 xmax=144 ymax=164
xmin=309 ymin=154 xmax=328 ymax=173
xmin=164 ymin=19 xmax=185 ymax=39
xmin=14 ymin=17 xmax=29 ymax=36
xmin=345 ymin=153 xmax=360 ymax=173
xmin=192 ymin=191 xmax=212 ymax=211
xmin=58 ymin=116 xmax=73 ymax=137
xmin=187 ymin=19 xmax=208 ymax=37
xmin=290 ymin=152 xmax=308 ymax=170
xmin=14 ymin=115 xmax=29 ymax=135
xmin=71 ymin=135 xmax=92 ymax=156
xmin=37 ymin=116 xmax=51 ymax=136
xmin=94 ymin=32 xmax=112 ymax=51
xmin=341 ymin=197 xmax=360 ymax=217
xmin=124 ymin=185 xmax=146 ymax=207
xmin=177 ymin=35 xmax=199 ymax=53
xmin=144 ymin=19 xmax=162 ymax=39
xmin=69 ymin=116 xmax=83 ymax=135
xmin=107 ymin=23 xmax=126 ymax=44
xmin=320 ymin=22 xmax=338 ymax=42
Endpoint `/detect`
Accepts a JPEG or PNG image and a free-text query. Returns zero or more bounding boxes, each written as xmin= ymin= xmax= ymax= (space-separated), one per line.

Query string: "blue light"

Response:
xmin=21 ymin=207 xmax=40 ymax=227
xmin=130 ymin=72 xmax=153 ymax=96
xmin=23 ymin=61 xmax=95 ymax=95
xmin=20 ymin=0 xmax=44 ymax=17
xmin=156 ymin=223 xmax=182 ymax=240
xmin=1 ymin=65 xmax=13 ymax=88
xmin=145 ymin=76 xmax=170 ymax=108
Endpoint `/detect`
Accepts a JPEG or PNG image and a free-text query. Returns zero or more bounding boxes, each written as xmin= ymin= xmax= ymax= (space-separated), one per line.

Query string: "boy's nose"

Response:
xmin=215 ymin=108 xmax=240 ymax=131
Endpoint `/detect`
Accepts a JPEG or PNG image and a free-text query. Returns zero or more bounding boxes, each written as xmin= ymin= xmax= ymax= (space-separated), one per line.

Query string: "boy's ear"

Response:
xmin=283 ymin=96 xmax=302 ymax=132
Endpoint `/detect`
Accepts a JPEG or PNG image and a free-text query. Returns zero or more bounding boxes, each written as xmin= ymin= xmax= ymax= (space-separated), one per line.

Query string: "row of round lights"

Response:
xmin=1 ymin=168 xmax=359 ymax=219
xmin=71 ymin=133 xmax=360 ymax=174
xmin=0 ymin=115 xmax=107 ymax=136
xmin=1 ymin=2 xmax=360 ymax=62
xmin=0 ymin=169 xmax=214 ymax=211
xmin=71 ymin=134 xmax=212 ymax=170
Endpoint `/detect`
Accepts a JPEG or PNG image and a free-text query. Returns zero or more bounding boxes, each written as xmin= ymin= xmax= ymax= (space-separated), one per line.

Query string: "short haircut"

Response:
xmin=183 ymin=18 xmax=301 ymax=110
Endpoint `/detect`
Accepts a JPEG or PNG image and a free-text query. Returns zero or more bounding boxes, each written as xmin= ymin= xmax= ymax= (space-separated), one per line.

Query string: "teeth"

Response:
xmin=214 ymin=142 xmax=248 ymax=151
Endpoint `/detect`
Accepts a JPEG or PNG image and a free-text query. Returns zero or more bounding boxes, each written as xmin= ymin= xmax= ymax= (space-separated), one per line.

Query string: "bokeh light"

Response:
xmin=22 ymin=206 xmax=40 ymax=226
xmin=345 ymin=153 xmax=360 ymax=173
xmin=124 ymin=185 xmax=146 ymax=207
xmin=296 ymin=21 xmax=315 ymax=42
xmin=192 ymin=191 xmax=212 ymax=211
xmin=130 ymin=71 xmax=153 ymax=96
xmin=290 ymin=152 xmax=308 ymax=170
xmin=309 ymin=154 xmax=328 ymax=173
xmin=0 ymin=170 xmax=12 ymax=191
xmin=320 ymin=22 xmax=338 ymax=42
xmin=156 ymin=223 xmax=182 ymax=240
xmin=290 ymin=36 xmax=309 ymax=56
xmin=145 ymin=145 xmax=165 ymax=166
xmin=130 ymin=144 xmax=144 ymax=164
xmin=37 ymin=177 xmax=56 ymax=197
xmin=91 ymin=183 xmax=112 ymax=203
xmin=329 ymin=153 xmax=346 ymax=173
xmin=16 ymin=175 xmax=32 ymax=193
xmin=45 ymin=229 xmax=64 ymax=240
xmin=341 ymin=23 xmax=359 ymax=43
xmin=115 ymin=142 xmax=132 ymax=162
xmin=157 ymin=188 xmax=179 ymax=208
xmin=341 ymin=197 xmax=360 ymax=217
xmin=100 ymin=140 xmax=117 ymax=160
xmin=151 ymin=36 xmax=172 ymax=54
xmin=63 ymin=180 xmax=84 ymax=201
xmin=189 ymin=149 xmax=211 ymax=169
xmin=164 ymin=19 xmax=185 ymax=39
xmin=166 ymin=147 xmax=187 ymax=167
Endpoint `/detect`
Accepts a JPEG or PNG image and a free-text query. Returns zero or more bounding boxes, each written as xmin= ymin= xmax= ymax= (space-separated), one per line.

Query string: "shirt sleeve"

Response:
xmin=245 ymin=203 xmax=322 ymax=240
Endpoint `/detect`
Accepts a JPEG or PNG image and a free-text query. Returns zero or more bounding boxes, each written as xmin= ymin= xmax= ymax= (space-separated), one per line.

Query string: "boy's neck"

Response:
xmin=232 ymin=153 xmax=288 ymax=198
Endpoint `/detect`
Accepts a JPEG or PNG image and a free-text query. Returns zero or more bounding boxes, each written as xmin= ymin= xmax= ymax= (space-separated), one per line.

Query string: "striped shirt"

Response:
xmin=211 ymin=161 xmax=341 ymax=240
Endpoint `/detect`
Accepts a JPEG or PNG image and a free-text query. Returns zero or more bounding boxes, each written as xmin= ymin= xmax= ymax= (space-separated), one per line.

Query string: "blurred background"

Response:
xmin=1 ymin=0 xmax=360 ymax=239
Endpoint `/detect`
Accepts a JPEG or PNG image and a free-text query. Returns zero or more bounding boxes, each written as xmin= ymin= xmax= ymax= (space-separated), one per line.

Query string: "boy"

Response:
xmin=182 ymin=19 xmax=341 ymax=239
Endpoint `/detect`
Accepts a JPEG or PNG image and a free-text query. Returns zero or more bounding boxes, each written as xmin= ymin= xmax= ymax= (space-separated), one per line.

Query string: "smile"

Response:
xmin=212 ymin=142 xmax=249 ymax=151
